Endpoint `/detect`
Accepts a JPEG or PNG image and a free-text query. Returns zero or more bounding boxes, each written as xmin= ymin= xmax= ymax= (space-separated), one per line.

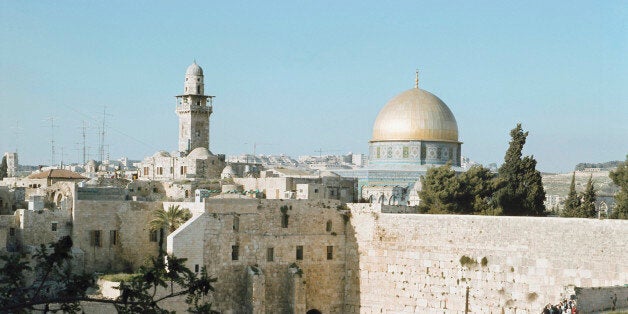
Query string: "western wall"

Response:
xmin=345 ymin=203 xmax=628 ymax=313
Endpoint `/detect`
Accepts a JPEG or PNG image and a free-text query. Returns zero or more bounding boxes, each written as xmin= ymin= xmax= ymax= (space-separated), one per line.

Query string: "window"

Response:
xmin=196 ymin=86 xmax=200 ymax=94
xmin=267 ymin=247 xmax=274 ymax=262
xmin=110 ymin=230 xmax=119 ymax=246
xmin=153 ymin=187 xmax=158 ymax=193
xmin=196 ymin=101 xmax=200 ymax=106
xmin=91 ymin=230 xmax=102 ymax=247
xmin=51 ymin=222 xmax=58 ymax=232
xmin=143 ymin=167 xmax=149 ymax=175
xmin=170 ymin=167 xmax=174 ymax=174
xmin=9 ymin=228 xmax=15 ymax=236
xmin=296 ymin=245 xmax=303 ymax=260
xmin=233 ymin=215 xmax=240 ymax=232
xmin=149 ymin=230 xmax=159 ymax=242
xmin=231 ymin=245 xmax=239 ymax=261
xmin=327 ymin=246 xmax=333 ymax=260
xmin=281 ymin=213 xmax=289 ymax=228
xmin=156 ymin=167 xmax=163 ymax=175
xmin=314 ymin=189 xmax=319 ymax=194
xmin=195 ymin=264 xmax=199 ymax=273
xmin=326 ymin=220 xmax=332 ymax=232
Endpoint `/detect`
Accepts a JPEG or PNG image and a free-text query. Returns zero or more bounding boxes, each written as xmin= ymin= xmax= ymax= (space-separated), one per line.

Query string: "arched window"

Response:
xmin=307 ymin=310 xmax=322 ymax=314
xmin=326 ymin=220 xmax=332 ymax=232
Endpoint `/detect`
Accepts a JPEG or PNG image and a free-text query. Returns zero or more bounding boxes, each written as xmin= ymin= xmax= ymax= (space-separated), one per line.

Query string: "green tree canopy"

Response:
xmin=150 ymin=204 xmax=193 ymax=234
xmin=609 ymin=155 xmax=628 ymax=219
xmin=418 ymin=164 xmax=499 ymax=215
xmin=0 ymin=155 xmax=7 ymax=180
xmin=580 ymin=174 xmax=597 ymax=218
xmin=494 ymin=124 xmax=546 ymax=216
xmin=562 ymin=172 xmax=581 ymax=217
xmin=0 ymin=237 xmax=217 ymax=313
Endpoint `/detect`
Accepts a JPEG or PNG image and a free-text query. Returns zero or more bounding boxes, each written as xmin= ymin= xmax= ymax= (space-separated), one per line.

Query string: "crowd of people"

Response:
xmin=542 ymin=299 xmax=578 ymax=314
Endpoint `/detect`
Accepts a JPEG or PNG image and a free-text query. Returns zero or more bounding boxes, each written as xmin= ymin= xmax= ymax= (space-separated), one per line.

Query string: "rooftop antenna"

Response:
xmin=60 ymin=145 xmax=65 ymax=167
xmin=98 ymin=106 xmax=112 ymax=163
xmin=80 ymin=120 xmax=88 ymax=165
xmin=44 ymin=117 xmax=58 ymax=166
xmin=414 ymin=69 xmax=419 ymax=89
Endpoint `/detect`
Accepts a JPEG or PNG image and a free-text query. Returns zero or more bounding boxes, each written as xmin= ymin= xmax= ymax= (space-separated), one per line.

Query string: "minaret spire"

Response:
xmin=414 ymin=69 xmax=419 ymax=89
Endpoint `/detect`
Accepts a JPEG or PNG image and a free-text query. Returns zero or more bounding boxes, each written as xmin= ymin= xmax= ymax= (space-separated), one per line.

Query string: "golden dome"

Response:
xmin=371 ymin=88 xmax=459 ymax=142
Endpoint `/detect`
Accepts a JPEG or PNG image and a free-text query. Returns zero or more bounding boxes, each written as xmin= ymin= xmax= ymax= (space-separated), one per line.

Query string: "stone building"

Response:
xmin=138 ymin=62 xmax=226 ymax=181
xmin=3 ymin=152 xmax=18 ymax=177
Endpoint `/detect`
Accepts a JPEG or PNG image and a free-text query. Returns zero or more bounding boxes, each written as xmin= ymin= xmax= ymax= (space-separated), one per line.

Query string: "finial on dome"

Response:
xmin=414 ymin=69 xmax=419 ymax=89
xmin=193 ymin=59 xmax=197 ymax=64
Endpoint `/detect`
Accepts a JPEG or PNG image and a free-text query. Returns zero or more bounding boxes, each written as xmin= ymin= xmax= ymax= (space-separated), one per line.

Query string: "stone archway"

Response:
xmin=306 ymin=310 xmax=322 ymax=314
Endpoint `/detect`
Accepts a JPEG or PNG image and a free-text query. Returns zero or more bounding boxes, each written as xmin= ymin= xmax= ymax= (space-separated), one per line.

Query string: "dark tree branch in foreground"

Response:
xmin=0 ymin=236 xmax=217 ymax=313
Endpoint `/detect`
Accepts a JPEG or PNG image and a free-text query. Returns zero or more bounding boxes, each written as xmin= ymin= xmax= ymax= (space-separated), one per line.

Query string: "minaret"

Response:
xmin=175 ymin=61 xmax=214 ymax=155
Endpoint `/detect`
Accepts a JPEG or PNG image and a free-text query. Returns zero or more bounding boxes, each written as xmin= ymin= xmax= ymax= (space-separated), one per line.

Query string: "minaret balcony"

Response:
xmin=176 ymin=103 xmax=212 ymax=114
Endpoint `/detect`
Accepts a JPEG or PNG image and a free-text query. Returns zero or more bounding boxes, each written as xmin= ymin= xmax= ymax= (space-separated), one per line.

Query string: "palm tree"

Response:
xmin=150 ymin=205 xmax=192 ymax=255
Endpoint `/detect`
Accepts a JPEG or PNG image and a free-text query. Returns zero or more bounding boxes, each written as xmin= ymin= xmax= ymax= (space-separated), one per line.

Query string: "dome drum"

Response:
xmin=369 ymin=140 xmax=461 ymax=167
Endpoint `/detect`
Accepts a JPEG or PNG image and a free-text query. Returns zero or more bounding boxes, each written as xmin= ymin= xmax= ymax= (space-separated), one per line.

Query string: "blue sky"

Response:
xmin=1 ymin=1 xmax=626 ymax=172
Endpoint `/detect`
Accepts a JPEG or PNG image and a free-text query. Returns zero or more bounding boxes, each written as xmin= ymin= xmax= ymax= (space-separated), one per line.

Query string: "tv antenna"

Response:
xmin=44 ymin=117 xmax=58 ymax=166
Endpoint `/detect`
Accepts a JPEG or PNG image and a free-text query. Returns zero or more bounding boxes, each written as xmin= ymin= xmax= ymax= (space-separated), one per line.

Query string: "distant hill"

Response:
xmin=574 ymin=161 xmax=621 ymax=171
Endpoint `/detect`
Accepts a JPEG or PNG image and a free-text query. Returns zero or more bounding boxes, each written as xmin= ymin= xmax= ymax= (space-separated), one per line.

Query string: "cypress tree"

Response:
xmin=562 ymin=172 xmax=581 ymax=217
xmin=0 ymin=156 xmax=7 ymax=180
xmin=495 ymin=124 xmax=546 ymax=216
xmin=609 ymin=155 xmax=628 ymax=219
xmin=580 ymin=174 xmax=597 ymax=218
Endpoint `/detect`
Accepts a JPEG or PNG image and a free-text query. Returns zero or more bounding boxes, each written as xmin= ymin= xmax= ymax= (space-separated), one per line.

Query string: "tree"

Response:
xmin=0 ymin=237 xmax=217 ymax=313
xmin=418 ymin=164 xmax=499 ymax=215
xmin=609 ymin=155 xmax=628 ymax=219
xmin=459 ymin=165 xmax=501 ymax=215
xmin=562 ymin=172 xmax=581 ymax=217
xmin=150 ymin=205 xmax=193 ymax=255
xmin=579 ymin=174 xmax=597 ymax=218
xmin=0 ymin=155 xmax=7 ymax=180
xmin=418 ymin=163 xmax=461 ymax=214
xmin=494 ymin=124 xmax=546 ymax=216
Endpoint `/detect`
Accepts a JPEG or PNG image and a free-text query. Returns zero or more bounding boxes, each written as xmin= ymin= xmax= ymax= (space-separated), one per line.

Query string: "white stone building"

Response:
xmin=138 ymin=62 xmax=225 ymax=181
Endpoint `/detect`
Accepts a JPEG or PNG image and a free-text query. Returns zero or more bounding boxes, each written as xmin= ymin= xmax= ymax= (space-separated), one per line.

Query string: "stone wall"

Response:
xmin=345 ymin=203 xmax=628 ymax=313
xmin=72 ymin=200 xmax=161 ymax=272
xmin=575 ymin=286 xmax=628 ymax=313
xmin=168 ymin=198 xmax=349 ymax=313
